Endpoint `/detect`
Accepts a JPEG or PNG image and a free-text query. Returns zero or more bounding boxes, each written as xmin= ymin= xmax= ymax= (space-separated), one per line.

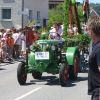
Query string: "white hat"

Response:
xmin=6 ymin=29 xmax=10 ymax=33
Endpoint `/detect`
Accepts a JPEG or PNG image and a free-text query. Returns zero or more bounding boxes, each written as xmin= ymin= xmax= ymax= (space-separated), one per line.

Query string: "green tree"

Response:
xmin=63 ymin=0 xmax=69 ymax=36
xmin=48 ymin=1 xmax=84 ymax=34
xmin=77 ymin=5 xmax=85 ymax=22
xmin=48 ymin=3 xmax=65 ymax=29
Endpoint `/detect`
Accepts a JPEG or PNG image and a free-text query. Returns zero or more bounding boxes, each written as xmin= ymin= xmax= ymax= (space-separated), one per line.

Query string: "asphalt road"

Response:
xmin=0 ymin=62 xmax=91 ymax=100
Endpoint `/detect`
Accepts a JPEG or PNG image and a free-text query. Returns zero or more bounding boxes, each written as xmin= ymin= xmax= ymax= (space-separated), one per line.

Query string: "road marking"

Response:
xmin=14 ymin=87 xmax=42 ymax=100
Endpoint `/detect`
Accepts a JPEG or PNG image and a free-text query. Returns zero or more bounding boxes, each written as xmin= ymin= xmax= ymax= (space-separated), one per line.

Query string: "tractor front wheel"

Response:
xmin=17 ymin=62 xmax=27 ymax=85
xmin=59 ymin=63 xmax=68 ymax=87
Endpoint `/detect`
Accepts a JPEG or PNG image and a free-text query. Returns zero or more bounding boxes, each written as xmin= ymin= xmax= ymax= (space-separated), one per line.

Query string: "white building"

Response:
xmin=0 ymin=0 xmax=48 ymax=29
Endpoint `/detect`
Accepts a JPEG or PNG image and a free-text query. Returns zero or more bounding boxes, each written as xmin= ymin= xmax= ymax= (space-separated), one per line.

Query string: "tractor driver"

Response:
xmin=49 ymin=23 xmax=63 ymax=40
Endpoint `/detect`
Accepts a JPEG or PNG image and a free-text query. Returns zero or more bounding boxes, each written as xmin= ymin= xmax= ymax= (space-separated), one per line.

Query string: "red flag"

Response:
xmin=83 ymin=0 xmax=90 ymax=18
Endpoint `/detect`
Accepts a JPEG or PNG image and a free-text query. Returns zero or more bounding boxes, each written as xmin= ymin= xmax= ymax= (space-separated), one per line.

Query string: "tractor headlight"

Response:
xmin=30 ymin=45 xmax=33 ymax=51
xmin=58 ymin=56 xmax=60 ymax=59
xmin=51 ymin=45 xmax=56 ymax=51
xmin=26 ymin=47 xmax=30 ymax=53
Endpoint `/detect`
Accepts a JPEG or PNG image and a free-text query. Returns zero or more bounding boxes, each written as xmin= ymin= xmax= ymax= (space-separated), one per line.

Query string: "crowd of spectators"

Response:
xmin=0 ymin=26 xmax=38 ymax=62
xmin=49 ymin=22 xmax=80 ymax=40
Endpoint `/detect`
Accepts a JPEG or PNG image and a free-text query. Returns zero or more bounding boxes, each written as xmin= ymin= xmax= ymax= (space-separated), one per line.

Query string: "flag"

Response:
xmin=83 ymin=0 xmax=90 ymax=20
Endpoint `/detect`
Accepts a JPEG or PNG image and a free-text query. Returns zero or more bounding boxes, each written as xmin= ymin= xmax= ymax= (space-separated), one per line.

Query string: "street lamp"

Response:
xmin=22 ymin=0 xmax=24 ymax=29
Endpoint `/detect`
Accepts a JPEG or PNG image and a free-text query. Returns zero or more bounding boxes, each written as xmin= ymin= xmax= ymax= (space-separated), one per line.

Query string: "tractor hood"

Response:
xmin=28 ymin=52 xmax=50 ymax=73
xmin=36 ymin=40 xmax=65 ymax=45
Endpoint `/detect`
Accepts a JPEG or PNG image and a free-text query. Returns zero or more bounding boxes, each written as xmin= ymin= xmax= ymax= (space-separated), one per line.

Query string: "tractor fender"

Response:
xmin=66 ymin=47 xmax=79 ymax=66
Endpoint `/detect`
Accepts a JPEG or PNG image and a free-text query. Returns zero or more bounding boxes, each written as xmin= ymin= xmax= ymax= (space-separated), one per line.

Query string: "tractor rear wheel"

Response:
xmin=69 ymin=54 xmax=79 ymax=80
xmin=17 ymin=62 xmax=27 ymax=85
xmin=32 ymin=71 xmax=42 ymax=79
xmin=59 ymin=63 xmax=68 ymax=87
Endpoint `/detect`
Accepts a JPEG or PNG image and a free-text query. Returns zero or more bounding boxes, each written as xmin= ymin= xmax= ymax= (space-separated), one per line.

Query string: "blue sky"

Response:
xmin=77 ymin=0 xmax=100 ymax=3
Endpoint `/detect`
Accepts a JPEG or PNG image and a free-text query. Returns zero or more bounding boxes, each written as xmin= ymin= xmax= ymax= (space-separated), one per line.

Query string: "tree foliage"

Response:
xmin=48 ymin=3 xmax=65 ymax=29
xmin=48 ymin=1 xmax=84 ymax=31
xmin=63 ymin=0 xmax=69 ymax=35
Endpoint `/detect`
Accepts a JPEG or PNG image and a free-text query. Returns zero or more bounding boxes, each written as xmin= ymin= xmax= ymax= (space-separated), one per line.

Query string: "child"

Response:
xmin=6 ymin=32 xmax=14 ymax=61
xmin=0 ymin=38 xmax=7 ymax=62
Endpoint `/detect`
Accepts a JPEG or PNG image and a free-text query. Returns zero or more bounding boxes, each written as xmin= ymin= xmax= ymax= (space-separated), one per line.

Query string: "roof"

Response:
xmin=90 ymin=8 xmax=99 ymax=17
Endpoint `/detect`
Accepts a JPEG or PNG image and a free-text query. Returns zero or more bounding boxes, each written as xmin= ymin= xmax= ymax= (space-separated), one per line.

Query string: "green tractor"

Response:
xmin=17 ymin=40 xmax=79 ymax=86
xmin=17 ymin=0 xmax=85 ymax=86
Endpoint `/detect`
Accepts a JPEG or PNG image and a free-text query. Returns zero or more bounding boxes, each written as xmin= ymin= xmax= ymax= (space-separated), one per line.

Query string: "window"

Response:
xmin=49 ymin=4 xmax=58 ymax=9
xmin=29 ymin=10 xmax=33 ymax=21
xmin=2 ymin=9 xmax=11 ymax=19
xmin=37 ymin=11 xmax=40 ymax=23
xmin=3 ymin=0 xmax=15 ymax=3
xmin=37 ymin=11 xmax=40 ymax=20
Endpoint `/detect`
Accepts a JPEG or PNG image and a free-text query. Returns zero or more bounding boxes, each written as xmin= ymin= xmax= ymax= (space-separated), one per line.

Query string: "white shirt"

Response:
xmin=16 ymin=33 xmax=23 ymax=45
xmin=3 ymin=32 xmax=7 ymax=38
xmin=12 ymin=32 xmax=19 ymax=43
xmin=49 ymin=27 xmax=63 ymax=40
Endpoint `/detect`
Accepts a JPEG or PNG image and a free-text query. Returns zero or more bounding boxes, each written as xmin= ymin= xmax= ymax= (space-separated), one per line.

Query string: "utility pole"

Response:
xmin=22 ymin=0 xmax=24 ymax=29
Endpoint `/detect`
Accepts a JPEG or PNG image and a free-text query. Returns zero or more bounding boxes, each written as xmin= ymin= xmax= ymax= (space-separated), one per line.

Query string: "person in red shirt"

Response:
xmin=25 ymin=27 xmax=38 ymax=48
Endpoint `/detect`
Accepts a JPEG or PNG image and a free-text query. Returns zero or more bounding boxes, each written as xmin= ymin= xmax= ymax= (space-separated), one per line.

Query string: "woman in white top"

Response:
xmin=20 ymin=31 xmax=26 ymax=59
xmin=49 ymin=23 xmax=63 ymax=40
